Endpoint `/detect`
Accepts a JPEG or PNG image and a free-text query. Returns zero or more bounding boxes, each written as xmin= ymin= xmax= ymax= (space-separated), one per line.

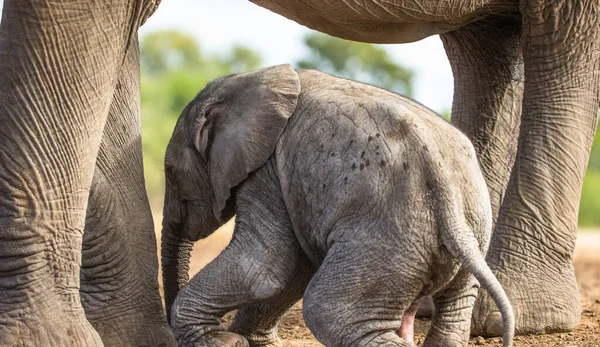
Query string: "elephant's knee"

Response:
xmin=303 ymin=290 xmax=342 ymax=346
xmin=246 ymin=274 xmax=287 ymax=302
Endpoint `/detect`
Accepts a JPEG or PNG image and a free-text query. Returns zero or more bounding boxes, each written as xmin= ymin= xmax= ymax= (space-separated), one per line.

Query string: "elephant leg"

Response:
xmin=473 ymin=0 xmax=600 ymax=335
xmin=79 ymin=36 xmax=175 ymax=347
xmin=303 ymin=242 xmax=421 ymax=347
xmin=0 ymin=0 xmax=157 ymax=345
xmin=170 ymin=229 xmax=302 ymax=347
xmin=170 ymin=172 xmax=304 ymax=347
xmin=228 ymin=252 xmax=316 ymax=347
xmin=422 ymin=272 xmax=479 ymax=347
xmin=441 ymin=15 xmax=523 ymax=224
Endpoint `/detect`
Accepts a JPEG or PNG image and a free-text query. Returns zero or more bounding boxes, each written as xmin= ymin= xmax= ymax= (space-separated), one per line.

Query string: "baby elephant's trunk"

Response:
xmin=161 ymin=223 xmax=194 ymax=324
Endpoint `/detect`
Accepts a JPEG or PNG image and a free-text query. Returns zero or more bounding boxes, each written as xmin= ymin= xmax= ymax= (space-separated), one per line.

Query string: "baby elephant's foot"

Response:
xmin=232 ymin=328 xmax=281 ymax=347
xmin=183 ymin=331 xmax=249 ymax=347
xmin=246 ymin=335 xmax=282 ymax=347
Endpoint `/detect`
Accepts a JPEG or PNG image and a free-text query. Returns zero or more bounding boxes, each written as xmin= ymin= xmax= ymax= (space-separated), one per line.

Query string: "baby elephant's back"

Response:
xmin=276 ymin=71 xmax=491 ymax=259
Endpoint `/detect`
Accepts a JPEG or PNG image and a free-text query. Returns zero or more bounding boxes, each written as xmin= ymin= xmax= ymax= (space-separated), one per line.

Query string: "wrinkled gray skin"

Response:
xmin=162 ymin=65 xmax=515 ymax=347
xmin=0 ymin=1 xmax=174 ymax=346
xmin=1 ymin=0 xmax=598 ymax=345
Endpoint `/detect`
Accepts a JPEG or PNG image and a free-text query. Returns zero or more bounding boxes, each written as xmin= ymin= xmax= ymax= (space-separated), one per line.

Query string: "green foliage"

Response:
xmin=440 ymin=110 xmax=452 ymax=122
xmin=227 ymin=45 xmax=262 ymax=73
xmin=140 ymin=31 xmax=204 ymax=76
xmin=579 ymin=170 xmax=600 ymax=227
xmin=296 ymin=33 xmax=414 ymax=96
xmin=579 ymin=126 xmax=600 ymax=226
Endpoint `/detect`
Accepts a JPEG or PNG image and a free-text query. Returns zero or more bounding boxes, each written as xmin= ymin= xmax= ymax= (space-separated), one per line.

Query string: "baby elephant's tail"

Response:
xmin=441 ymin=218 xmax=515 ymax=347
xmin=425 ymin=140 xmax=514 ymax=346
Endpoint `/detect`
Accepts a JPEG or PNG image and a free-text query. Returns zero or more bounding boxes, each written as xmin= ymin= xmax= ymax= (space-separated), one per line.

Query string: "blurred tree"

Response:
xmin=296 ymin=33 xmax=414 ymax=96
xmin=226 ymin=45 xmax=262 ymax=73
xmin=140 ymin=30 xmax=204 ymax=76
xmin=579 ymin=170 xmax=600 ymax=227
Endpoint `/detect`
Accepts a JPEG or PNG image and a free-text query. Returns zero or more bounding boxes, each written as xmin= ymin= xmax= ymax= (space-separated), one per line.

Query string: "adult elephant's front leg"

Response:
xmin=473 ymin=0 xmax=600 ymax=335
xmin=80 ymin=36 xmax=176 ymax=347
xmin=0 ymin=0 xmax=158 ymax=345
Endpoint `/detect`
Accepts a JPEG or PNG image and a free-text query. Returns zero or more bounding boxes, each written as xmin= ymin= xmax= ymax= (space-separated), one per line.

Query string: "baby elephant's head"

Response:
xmin=160 ymin=64 xmax=300 ymax=321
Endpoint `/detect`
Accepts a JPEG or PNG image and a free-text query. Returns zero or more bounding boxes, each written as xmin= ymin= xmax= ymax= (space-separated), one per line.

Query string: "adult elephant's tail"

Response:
xmin=161 ymin=223 xmax=195 ymax=324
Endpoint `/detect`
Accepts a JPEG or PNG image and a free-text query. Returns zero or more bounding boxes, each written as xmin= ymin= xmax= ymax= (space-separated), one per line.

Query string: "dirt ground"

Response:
xmin=161 ymin=220 xmax=600 ymax=346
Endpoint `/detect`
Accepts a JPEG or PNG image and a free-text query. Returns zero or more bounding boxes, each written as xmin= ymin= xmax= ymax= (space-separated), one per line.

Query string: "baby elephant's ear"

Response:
xmin=197 ymin=64 xmax=300 ymax=221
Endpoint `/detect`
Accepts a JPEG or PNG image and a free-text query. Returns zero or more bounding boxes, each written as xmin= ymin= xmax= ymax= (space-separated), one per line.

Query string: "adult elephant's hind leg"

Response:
xmin=80 ymin=36 xmax=176 ymax=347
xmin=432 ymin=14 xmax=523 ymax=326
xmin=473 ymin=0 xmax=600 ymax=335
xmin=441 ymin=15 xmax=523 ymax=224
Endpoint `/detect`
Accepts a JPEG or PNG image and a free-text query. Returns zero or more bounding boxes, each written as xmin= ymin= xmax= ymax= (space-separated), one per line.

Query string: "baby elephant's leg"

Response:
xmin=170 ymin=219 xmax=303 ymax=347
xmin=228 ymin=253 xmax=316 ymax=347
xmin=422 ymin=271 xmax=480 ymax=347
xmin=303 ymin=242 xmax=422 ymax=347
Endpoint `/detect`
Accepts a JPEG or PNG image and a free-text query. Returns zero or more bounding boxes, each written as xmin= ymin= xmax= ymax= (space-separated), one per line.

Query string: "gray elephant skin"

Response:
xmin=1 ymin=0 xmax=597 ymax=345
xmin=161 ymin=65 xmax=515 ymax=347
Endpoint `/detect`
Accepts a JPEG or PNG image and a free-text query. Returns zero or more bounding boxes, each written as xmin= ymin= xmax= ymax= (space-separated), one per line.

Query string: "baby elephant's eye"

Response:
xmin=204 ymin=106 xmax=216 ymax=120
xmin=194 ymin=106 xmax=215 ymax=130
xmin=166 ymin=167 xmax=177 ymax=183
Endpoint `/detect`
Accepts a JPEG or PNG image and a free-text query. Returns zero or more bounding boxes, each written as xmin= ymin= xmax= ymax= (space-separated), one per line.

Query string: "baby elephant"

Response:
xmin=161 ymin=65 xmax=514 ymax=347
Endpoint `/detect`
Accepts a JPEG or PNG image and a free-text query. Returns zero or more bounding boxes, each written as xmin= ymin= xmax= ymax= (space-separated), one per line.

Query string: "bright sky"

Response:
xmin=0 ymin=0 xmax=454 ymax=112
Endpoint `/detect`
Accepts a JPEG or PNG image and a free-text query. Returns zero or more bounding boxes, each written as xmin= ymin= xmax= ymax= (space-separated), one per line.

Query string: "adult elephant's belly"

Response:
xmin=250 ymin=0 xmax=517 ymax=43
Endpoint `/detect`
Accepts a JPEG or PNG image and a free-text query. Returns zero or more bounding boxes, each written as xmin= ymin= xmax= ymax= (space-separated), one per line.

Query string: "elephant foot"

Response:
xmin=240 ymin=329 xmax=282 ymax=347
xmin=82 ymin=289 xmax=176 ymax=346
xmin=178 ymin=331 xmax=249 ymax=347
xmin=89 ymin=315 xmax=176 ymax=347
xmin=0 ymin=306 xmax=103 ymax=347
xmin=471 ymin=260 xmax=580 ymax=336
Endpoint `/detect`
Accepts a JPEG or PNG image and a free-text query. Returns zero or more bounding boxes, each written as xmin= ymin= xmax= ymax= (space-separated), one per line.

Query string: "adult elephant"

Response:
xmin=0 ymin=0 xmax=597 ymax=346
xmin=0 ymin=1 xmax=175 ymax=346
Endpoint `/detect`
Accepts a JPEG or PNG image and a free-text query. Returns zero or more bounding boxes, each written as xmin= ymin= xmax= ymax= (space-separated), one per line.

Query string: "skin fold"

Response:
xmin=0 ymin=0 xmax=597 ymax=344
xmin=162 ymin=66 xmax=514 ymax=347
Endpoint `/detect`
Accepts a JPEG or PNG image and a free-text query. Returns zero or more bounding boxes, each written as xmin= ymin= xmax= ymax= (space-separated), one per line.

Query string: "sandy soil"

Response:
xmin=159 ymin=220 xmax=600 ymax=347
